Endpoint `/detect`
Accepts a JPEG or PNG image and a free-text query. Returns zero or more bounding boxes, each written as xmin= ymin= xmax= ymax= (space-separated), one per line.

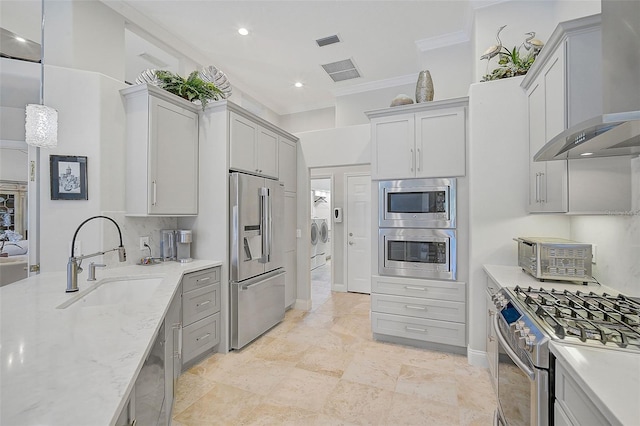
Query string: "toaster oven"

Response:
xmin=515 ymin=237 xmax=593 ymax=283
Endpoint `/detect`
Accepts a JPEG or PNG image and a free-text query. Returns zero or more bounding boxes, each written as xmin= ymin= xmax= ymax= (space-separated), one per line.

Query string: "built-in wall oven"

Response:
xmin=378 ymin=178 xmax=457 ymax=281
xmin=379 ymin=178 xmax=456 ymax=228
xmin=378 ymin=228 xmax=456 ymax=280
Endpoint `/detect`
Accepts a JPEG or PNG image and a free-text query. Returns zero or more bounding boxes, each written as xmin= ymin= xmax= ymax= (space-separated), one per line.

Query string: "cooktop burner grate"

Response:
xmin=513 ymin=286 xmax=640 ymax=351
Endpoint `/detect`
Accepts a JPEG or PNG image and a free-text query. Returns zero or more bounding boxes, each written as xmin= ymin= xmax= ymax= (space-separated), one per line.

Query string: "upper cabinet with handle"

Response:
xmin=366 ymin=97 xmax=467 ymax=180
xmin=522 ymin=14 xmax=631 ymax=214
xmin=121 ymin=84 xmax=199 ymax=216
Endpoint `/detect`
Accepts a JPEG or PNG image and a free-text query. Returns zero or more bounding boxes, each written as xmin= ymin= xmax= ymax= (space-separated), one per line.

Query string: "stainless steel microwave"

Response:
xmin=379 ymin=228 xmax=456 ymax=280
xmin=379 ymin=178 xmax=456 ymax=228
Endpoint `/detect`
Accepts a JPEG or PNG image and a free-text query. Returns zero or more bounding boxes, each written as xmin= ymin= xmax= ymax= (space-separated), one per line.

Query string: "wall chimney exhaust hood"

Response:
xmin=534 ymin=0 xmax=640 ymax=161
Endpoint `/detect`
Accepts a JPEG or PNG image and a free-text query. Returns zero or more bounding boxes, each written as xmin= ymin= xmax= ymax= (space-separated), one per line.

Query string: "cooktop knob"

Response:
xmin=526 ymin=334 xmax=536 ymax=351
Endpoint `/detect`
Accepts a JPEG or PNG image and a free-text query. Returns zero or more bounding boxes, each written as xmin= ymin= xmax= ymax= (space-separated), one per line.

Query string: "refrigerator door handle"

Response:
xmin=260 ymin=187 xmax=271 ymax=263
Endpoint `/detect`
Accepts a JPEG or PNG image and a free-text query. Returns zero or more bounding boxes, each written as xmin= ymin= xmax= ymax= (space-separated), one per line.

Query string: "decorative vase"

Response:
xmin=415 ymin=70 xmax=434 ymax=103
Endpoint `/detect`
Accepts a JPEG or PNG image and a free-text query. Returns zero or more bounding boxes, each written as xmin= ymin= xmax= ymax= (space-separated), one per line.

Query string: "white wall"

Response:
xmin=467 ymin=77 xmax=570 ymax=362
xmin=0 ymin=146 xmax=27 ymax=182
xmin=569 ymin=156 xmax=640 ymax=296
xmin=0 ymin=0 xmax=41 ymax=42
xmin=336 ymin=84 xmax=416 ymax=127
xmin=473 ymin=1 xmax=600 ymax=82
xmin=417 ymin=41 xmax=474 ymax=101
xmin=44 ymin=0 xmax=126 ymax=82
xmin=280 ymin=107 xmax=336 ymax=134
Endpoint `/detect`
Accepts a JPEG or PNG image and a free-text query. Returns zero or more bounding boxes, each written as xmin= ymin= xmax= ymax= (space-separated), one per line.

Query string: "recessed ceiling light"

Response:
xmin=15 ymin=36 xmax=26 ymax=42
xmin=294 ymin=82 xmax=303 ymax=88
xmin=580 ymin=152 xmax=594 ymax=156
xmin=238 ymin=28 xmax=249 ymax=36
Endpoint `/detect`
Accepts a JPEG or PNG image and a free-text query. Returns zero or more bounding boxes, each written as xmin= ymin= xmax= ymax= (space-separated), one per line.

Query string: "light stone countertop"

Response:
xmin=0 ymin=259 xmax=221 ymax=426
xmin=483 ymin=264 xmax=640 ymax=424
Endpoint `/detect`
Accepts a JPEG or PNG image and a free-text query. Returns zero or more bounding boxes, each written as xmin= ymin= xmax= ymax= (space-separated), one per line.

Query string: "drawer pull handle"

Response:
xmin=406 ymin=326 xmax=428 ymax=333
xmin=404 ymin=286 xmax=427 ymax=291
xmin=197 ymin=300 xmax=211 ymax=307
xmin=196 ymin=333 xmax=211 ymax=342
xmin=405 ymin=305 xmax=426 ymax=310
xmin=197 ymin=276 xmax=212 ymax=283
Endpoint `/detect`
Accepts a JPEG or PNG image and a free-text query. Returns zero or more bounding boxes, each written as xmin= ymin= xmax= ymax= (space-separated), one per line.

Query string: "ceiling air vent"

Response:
xmin=316 ymin=34 xmax=341 ymax=47
xmin=321 ymin=58 xmax=361 ymax=82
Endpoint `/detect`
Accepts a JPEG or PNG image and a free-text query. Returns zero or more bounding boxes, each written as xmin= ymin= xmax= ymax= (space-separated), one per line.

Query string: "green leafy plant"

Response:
xmin=481 ymin=46 xmax=538 ymax=82
xmin=155 ymin=70 xmax=224 ymax=110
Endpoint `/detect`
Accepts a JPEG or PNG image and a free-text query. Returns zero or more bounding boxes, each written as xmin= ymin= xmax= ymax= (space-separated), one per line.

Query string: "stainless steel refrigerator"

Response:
xmin=229 ymin=172 xmax=285 ymax=349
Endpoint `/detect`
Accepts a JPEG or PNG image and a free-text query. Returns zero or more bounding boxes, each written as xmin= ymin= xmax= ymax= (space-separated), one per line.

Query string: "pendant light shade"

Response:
xmin=25 ymin=104 xmax=58 ymax=148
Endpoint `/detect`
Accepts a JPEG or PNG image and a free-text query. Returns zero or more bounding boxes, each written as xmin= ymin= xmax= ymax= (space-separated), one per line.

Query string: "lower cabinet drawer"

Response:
xmin=183 ymin=283 xmax=220 ymax=326
xmin=182 ymin=312 xmax=220 ymax=363
xmin=371 ymin=312 xmax=466 ymax=347
xmin=371 ymin=293 xmax=465 ymax=323
xmin=555 ymin=359 xmax=610 ymax=426
xmin=372 ymin=275 xmax=466 ymax=302
xmin=182 ymin=267 xmax=220 ymax=293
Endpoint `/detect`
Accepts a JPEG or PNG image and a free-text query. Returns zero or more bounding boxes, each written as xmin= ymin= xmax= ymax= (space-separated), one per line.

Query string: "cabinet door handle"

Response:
xmin=404 ymin=286 xmax=427 ymax=291
xmin=417 ymin=148 xmax=421 ymax=172
xmin=539 ymin=172 xmax=546 ymax=203
xmin=410 ymin=148 xmax=414 ymax=172
xmin=152 ymin=180 xmax=157 ymax=206
xmin=535 ymin=173 xmax=540 ymax=203
xmin=405 ymin=305 xmax=427 ymax=311
xmin=196 ymin=333 xmax=211 ymax=342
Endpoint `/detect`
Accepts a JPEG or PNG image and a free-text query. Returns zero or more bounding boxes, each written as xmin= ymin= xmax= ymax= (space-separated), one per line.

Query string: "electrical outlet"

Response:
xmin=69 ymin=240 xmax=81 ymax=255
xmin=592 ymin=244 xmax=597 ymax=264
xmin=140 ymin=236 xmax=150 ymax=250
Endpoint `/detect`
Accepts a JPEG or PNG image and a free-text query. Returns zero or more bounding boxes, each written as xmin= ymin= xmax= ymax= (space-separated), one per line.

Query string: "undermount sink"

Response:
xmin=57 ymin=276 xmax=164 ymax=309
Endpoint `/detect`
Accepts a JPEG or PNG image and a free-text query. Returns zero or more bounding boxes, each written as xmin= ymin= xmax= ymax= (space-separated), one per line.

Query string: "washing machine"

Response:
xmin=310 ymin=219 xmax=319 ymax=269
xmin=315 ymin=218 xmax=328 ymax=267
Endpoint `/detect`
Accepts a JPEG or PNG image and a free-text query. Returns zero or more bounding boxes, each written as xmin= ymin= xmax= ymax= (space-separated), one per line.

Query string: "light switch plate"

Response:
xmin=296 ymin=229 xmax=301 ymax=238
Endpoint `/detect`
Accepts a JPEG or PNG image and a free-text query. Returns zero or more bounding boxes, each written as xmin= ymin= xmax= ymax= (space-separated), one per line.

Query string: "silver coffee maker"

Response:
xmin=160 ymin=229 xmax=176 ymax=261
xmin=176 ymin=230 xmax=193 ymax=263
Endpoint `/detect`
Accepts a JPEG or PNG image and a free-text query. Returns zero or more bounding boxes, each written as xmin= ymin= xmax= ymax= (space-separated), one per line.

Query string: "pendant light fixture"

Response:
xmin=25 ymin=104 xmax=58 ymax=148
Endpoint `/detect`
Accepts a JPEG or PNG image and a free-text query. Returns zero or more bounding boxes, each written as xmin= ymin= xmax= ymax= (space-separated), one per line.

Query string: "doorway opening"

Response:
xmin=310 ymin=177 xmax=332 ymax=309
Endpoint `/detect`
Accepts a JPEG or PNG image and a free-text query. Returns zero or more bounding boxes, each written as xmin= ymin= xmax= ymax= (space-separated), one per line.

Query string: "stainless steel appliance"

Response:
xmin=378 ymin=228 xmax=456 ymax=280
xmin=491 ymin=285 xmax=640 ymax=425
xmin=379 ymin=178 xmax=456 ymax=228
xmin=176 ymin=229 xmax=193 ymax=263
xmin=515 ymin=237 xmax=592 ymax=283
xmin=229 ymin=172 xmax=285 ymax=350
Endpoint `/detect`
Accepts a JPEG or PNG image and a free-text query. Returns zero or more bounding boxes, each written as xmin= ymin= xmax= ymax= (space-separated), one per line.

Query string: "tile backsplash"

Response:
xmin=101 ymin=211 xmax=178 ymax=266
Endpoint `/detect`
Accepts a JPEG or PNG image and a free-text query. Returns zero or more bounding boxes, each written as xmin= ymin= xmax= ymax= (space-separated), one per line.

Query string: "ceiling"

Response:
xmin=111 ymin=1 xmax=500 ymax=116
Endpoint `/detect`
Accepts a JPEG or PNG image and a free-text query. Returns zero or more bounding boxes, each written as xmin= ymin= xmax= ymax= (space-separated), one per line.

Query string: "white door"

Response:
xmin=346 ymin=174 xmax=371 ymax=294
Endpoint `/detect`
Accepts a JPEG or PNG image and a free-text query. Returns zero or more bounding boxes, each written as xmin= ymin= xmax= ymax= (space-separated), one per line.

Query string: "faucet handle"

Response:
xmin=87 ymin=262 xmax=107 ymax=281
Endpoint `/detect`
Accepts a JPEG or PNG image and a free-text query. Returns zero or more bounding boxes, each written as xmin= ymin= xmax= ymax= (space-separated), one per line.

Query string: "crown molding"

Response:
xmin=415 ymin=30 xmax=470 ymax=52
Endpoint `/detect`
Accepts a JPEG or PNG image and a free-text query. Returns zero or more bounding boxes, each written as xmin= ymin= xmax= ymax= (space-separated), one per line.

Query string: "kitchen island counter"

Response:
xmin=0 ymin=259 xmax=221 ymax=425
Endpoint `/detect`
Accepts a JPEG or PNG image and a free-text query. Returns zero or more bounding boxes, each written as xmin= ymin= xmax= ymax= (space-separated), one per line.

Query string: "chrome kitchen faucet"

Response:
xmin=66 ymin=215 xmax=127 ymax=292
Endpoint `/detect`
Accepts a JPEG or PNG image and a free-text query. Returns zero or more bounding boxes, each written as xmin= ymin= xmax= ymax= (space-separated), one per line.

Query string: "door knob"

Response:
xmin=349 ymin=241 xmax=354 ymax=245
xmin=349 ymin=232 xmax=353 ymax=236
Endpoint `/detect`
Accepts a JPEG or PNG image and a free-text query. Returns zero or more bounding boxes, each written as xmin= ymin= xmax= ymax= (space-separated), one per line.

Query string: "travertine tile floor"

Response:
xmin=172 ymin=262 xmax=496 ymax=425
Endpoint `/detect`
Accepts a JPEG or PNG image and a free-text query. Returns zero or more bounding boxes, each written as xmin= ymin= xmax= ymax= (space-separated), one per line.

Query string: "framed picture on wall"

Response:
xmin=50 ymin=155 xmax=88 ymax=200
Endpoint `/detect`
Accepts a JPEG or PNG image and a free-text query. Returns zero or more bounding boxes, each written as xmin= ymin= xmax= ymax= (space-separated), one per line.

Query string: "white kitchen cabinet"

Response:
xmin=181 ymin=267 xmax=221 ymax=370
xmin=121 ymin=84 xmax=199 ymax=216
xmin=371 ymin=275 xmax=466 ymax=349
xmin=366 ymin=98 xmax=467 ymax=180
xmin=284 ymin=192 xmax=297 ymax=308
xmin=230 ymin=111 xmax=278 ymax=178
xmin=555 ymin=357 xmax=611 ymax=426
xmin=164 ymin=282 xmax=181 ymax=422
xmin=278 ymin=137 xmax=297 ymax=193
xmin=485 ymin=277 xmax=499 ymax=389
xmin=526 ymin=50 xmax=568 ymax=213
xmin=523 ymin=15 xmax=630 ymax=214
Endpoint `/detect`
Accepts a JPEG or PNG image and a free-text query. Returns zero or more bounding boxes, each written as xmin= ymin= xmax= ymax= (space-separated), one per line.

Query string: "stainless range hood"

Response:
xmin=534 ymin=0 xmax=640 ymax=161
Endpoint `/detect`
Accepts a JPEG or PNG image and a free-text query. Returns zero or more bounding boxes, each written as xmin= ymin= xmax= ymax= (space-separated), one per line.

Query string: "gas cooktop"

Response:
xmin=510 ymin=286 xmax=640 ymax=352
